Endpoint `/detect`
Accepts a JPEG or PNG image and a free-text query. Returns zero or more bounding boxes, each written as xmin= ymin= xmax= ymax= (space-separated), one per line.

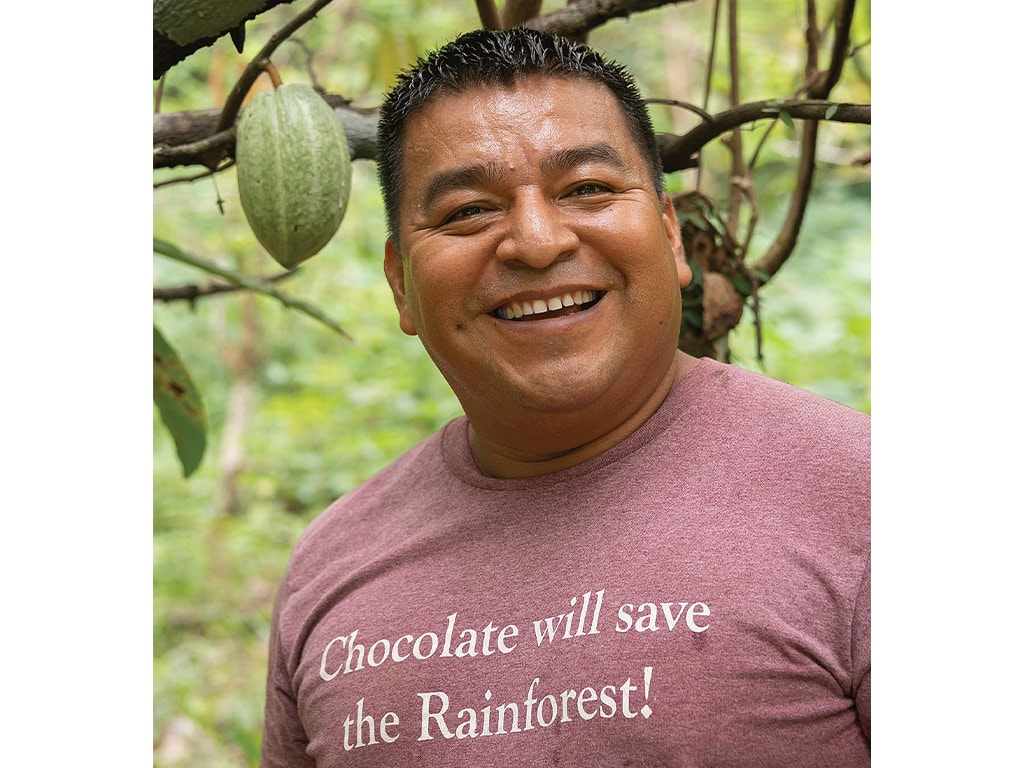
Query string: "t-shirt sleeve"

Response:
xmin=851 ymin=554 xmax=871 ymax=743
xmin=260 ymin=576 xmax=315 ymax=767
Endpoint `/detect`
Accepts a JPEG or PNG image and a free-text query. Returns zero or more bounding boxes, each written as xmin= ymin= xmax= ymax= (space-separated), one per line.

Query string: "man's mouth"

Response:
xmin=492 ymin=290 xmax=604 ymax=321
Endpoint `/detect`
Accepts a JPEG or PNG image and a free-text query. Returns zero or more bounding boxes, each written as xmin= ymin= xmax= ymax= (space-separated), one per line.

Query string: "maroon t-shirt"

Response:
xmin=261 ymin=358 xmax=870 ymax=766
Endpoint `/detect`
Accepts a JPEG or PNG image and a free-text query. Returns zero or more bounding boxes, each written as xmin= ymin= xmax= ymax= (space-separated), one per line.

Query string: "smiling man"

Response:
xmin=384 ymin=72 xmax=694 ymax=478
xmin=260 ymin=28 xmax=870 ymax=767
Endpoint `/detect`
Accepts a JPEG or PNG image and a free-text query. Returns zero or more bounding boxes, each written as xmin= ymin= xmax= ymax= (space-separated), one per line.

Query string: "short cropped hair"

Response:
xmin=376 ymin=27 xmax=664 ymax=248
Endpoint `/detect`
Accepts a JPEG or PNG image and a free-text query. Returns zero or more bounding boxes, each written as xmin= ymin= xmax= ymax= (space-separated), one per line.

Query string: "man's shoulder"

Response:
xmin=289 ymin=422 xmax=457 ymax=562
xmin=680 ymin=358 xmax=869 ymax=466
xmin=694 ymin=358 xmax=868 ymax=425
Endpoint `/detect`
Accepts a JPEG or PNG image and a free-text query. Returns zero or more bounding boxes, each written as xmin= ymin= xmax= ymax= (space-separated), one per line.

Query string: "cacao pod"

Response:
xmin=236 ymin=83 xmax=352 ymax=269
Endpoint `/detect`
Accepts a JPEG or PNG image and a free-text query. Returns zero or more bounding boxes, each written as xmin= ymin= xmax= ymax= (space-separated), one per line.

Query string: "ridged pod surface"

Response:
xmin=236 ymin=83 xmax=352 ymax=268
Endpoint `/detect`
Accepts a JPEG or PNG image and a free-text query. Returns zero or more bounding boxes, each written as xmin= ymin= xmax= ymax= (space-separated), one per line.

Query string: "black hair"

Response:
xmin=376 ymin=27 xmax=664 ymax=248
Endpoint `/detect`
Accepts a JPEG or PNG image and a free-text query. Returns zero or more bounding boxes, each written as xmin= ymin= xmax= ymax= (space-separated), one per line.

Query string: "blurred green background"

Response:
xmin=153 ymin=1 xmax=869 ymax=764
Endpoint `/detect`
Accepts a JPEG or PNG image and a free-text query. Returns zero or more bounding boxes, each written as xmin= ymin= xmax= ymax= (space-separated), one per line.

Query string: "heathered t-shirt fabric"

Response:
xmin=260 ymin=357 xmax=871 ymax=767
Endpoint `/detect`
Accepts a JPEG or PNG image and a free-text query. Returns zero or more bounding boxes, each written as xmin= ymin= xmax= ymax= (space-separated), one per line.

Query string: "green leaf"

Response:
xmin=779 ymin=109 xmax=795 ymax=130
xmin=825 ymin=104 xmax=838 ymax=120
xmin=154 ymin=325 xmax=207 ymax=478
xmin=731 ymin=273 xmax=753 ymax=297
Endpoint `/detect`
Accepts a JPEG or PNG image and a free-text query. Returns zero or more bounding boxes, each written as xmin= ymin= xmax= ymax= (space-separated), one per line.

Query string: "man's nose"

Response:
xmin=495 ymin=190 xmax=580 ymax=268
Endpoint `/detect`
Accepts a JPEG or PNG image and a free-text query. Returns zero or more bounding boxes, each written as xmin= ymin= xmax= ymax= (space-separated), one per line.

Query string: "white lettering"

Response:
xmin=368 ymin=638 xmax=390 ymax=667
xmin=392 ymin=634 xmax=413 ymax=662
xmin=660 ymin=602 xmax=689 ymax=630
xmin=615 ymin=603 xmax=635 ymax=632
xmin=418 ymin=692 xmax=453 ymax=741
xmin=577 ymin=686 xmax=598 ymax=719
xmin=319 ymin=635 xmax=346 ymax=681
xmin=413 ymin=631 xmax=438 ymax=660
xmin=686 ymin=602 xmax=711 ymax=633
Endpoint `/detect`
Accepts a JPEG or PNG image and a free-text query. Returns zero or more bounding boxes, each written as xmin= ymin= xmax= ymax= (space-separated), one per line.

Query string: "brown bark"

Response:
xmin=154 ymin=0 xmax=297 ymax=79
xmin=526 ymin=0 xmax=696 ymax=39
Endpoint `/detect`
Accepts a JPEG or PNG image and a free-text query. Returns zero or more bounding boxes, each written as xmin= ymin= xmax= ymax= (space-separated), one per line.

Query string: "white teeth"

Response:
xmin=498 ymin=290 xmax=598 ymax=320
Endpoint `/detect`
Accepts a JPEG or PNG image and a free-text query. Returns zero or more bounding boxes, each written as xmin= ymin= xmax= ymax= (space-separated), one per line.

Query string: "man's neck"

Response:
xmin=467 ymin=351 xmax=700 ymax=479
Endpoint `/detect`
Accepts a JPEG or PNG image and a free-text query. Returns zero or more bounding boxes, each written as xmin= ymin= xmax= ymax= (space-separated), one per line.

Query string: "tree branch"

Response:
xmin=154 ymin=95 xmax=866 ymax=173
xmin=644 ymin=98 xmax=714 ymax=124
xmin=153 ymin=98 xmax=379 ymax=170
xmin=755 ymin=120 xmax=819 ymax=278
xmin=810 ymin=0 xmax=855 ymax=98
xmin=154 ymin=270 xmax=298 ymax=302
xmin=503 ymin=0 xmax=544 ymax=28
xmin=752 ymin=0 xmax=858 ymax=279
xmin=214 ymin=0 xmax=339 ymax=136
xmin=153 ymin=1 xmax=297 ymax=80
xmin=475 ymin=0 xmax=503 ymax=28
xmin=658 ymin=99 xmax=869 ymax=172
xmin=725 ymin=0 xmax=744 ymax=225
xmin=154 ymin=0 xmax=698 ymax=171
xmin=526 ymin=0 xmax=696 ymax=39
xmin=153 ymin=238 xmax=353 ymax=342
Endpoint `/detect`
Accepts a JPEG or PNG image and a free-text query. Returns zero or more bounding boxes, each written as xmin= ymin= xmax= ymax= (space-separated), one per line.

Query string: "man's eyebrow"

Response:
xmin=539 ymin=142 xmax=632 ymax=177
xmin=420 ymin=162 xmax=508 ymax=212
xmin=417 ymin=143 xmax=632 ymax=212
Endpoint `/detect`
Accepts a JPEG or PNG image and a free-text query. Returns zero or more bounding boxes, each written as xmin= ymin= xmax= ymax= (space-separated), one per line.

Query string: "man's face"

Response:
xmin=384 ymin=75 xmax=691 ymax=443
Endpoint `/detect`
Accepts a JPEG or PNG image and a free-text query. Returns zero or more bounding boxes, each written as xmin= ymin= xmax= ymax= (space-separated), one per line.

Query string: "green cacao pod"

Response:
xmin=236 ymin=83 xmax=352 ymax=269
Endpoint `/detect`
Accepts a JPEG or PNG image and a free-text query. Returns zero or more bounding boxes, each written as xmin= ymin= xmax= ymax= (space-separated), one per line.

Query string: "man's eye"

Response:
xmin=568 ymin=183 xmax=612 ymax=197
xmin=442 ymin=205 xmax=486 ymax=224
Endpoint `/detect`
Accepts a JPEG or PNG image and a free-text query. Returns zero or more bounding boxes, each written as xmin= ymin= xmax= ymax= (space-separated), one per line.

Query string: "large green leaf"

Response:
xmin=153 ymin=325 xmax=207 ymax=477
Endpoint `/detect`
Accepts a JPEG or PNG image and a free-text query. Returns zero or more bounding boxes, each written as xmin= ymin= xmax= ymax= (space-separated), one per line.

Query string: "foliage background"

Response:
xmin=153 ymin=1 xmax=869 ymax=764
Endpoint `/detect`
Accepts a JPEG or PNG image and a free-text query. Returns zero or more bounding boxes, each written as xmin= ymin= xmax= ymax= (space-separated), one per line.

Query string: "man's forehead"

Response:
xmin=400 ymin=80 xmax=635 ymax=171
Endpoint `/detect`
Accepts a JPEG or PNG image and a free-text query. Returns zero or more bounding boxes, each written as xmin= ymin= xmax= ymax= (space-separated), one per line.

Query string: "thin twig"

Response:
xmin=154 ymin=74 xmax=166 ymax=114
xmin=476 ymin=0 xmax=502 ymax=28
xmin=752 ymin=0 xmax=857 ymax=279
xmin=644 ymin=98 xmax=715 ymax=124
xmin=154 ymin=160 xmax=235 ymax=189
xmin=729 ymin=176 xmax=764 ymax=362
xmin=811 ymin=0 xmax=855 ymax=98
xmin=659 ymin=99 xmax=869 ymax=173
xmin=154 ymin=269 xmax=298 ymax=302
xmin=154 ymin=127 xmax=237 ymax=167
xmin=725 ymin=0 xmax=744 ymax=225
xmin=805 ymin=0 xmax=820 ymax=85
xmin=215 ymin=0 xmax=338 ymax=134
xmin=153 ymin=237 xmax=353 ymax=342
xmin=697 ymin=0 xmax=723 ymax=188
xmin=288 ymin=38 xmax=323 ymax=92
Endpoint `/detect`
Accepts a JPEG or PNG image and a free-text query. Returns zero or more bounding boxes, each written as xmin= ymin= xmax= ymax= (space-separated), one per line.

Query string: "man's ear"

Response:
xmin=662 ymin=194 xmax=692 ymax=290
xmin=384 ymin=239 xmax=418 ymax=337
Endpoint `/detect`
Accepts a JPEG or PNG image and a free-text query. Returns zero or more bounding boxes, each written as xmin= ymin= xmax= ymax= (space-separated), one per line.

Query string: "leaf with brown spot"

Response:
xmin=153 ymin=325 xmax=207 ymax=477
